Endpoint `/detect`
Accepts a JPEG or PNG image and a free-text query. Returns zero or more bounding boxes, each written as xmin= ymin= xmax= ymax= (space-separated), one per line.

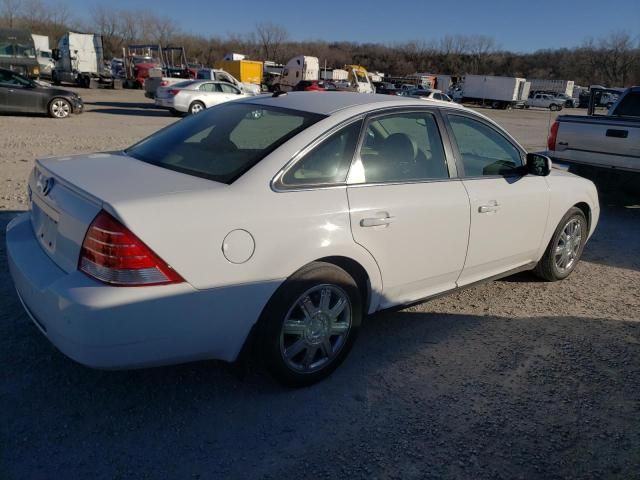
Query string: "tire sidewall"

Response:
xmin=258 ymin=262 xmax=362 ymax=387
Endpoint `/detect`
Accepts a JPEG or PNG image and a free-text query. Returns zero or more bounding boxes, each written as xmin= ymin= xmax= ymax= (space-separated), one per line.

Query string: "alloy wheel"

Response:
xmin=279 ymin=284 xmax=352 ymax=373
xmin=554 ymin=217 xmax=583 ymax=274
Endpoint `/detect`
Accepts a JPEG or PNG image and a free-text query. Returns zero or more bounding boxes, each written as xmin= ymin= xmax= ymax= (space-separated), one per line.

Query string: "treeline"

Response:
xmin=2 ymin=0 xmax=639 ymax=87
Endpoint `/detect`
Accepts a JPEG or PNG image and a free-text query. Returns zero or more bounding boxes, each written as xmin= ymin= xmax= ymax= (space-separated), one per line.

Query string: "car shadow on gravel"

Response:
xmin=86 ymin=107 xmax=172 ymax=117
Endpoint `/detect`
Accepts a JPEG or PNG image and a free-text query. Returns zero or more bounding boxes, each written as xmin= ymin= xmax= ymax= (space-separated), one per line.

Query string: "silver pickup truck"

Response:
xmin=546 ymin=87 xmax=640 ymax=173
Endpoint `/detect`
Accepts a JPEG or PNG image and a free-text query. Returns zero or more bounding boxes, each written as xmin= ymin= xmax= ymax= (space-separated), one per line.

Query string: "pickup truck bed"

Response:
xmin=546 ymin=87 xmax=640 ymax=174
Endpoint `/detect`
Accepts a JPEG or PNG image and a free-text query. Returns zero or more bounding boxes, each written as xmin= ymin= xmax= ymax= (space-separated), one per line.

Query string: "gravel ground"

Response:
xmin=0 ymin=90 xmax=638 ymax=479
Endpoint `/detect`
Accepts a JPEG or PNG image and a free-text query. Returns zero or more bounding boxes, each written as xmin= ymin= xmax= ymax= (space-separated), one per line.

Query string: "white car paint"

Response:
xmin=7 ymin=92 xmax=599 ymax=371
xmin=155 ymin=80 xmax=247 ymax=113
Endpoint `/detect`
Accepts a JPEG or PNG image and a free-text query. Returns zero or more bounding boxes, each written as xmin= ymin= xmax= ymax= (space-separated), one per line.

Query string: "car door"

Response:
xmin=346 ymin=109 xmax=470 ymax=308
xmin=0 ymin=70 xmax=38 ymax=112
xmin=443 ymin=112 xmax=549 ymax=286
xmin=196 ymin=82 xmax=218 ymax=107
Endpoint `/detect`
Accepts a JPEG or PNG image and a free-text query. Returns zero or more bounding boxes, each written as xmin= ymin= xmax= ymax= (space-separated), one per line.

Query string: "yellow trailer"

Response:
xmin=214 ymin=60 xmax=263 ymax=85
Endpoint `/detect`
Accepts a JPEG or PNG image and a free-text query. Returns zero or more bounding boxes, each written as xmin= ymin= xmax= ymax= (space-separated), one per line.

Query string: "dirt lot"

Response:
xmin=0 ymin=89 xmax=639 ymax=480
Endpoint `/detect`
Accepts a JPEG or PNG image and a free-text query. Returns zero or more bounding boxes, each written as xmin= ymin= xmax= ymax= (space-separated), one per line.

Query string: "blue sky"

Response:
xmin=61 ymin=0 xmax=639 ymax=53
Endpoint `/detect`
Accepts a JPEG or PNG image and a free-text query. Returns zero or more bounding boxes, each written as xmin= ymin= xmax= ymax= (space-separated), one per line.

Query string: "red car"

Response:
xmin=293 ymin=80 xmax=327 ymax=92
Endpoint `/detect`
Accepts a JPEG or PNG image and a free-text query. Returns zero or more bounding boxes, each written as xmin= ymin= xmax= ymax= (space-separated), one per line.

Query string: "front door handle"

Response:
xmin=478 ymin=201 xmax=500 ymax=213
xmin=360 ymin=214 xmax=394 ymax=227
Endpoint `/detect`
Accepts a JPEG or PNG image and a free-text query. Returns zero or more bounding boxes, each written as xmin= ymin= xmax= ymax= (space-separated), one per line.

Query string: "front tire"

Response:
xmin=258 ymin=262 xmax=362 ymax=387
xmin=534 ymin=207 xmax=587 ymax=281
xmin=48 ymin=98 xmax=71 ymax=119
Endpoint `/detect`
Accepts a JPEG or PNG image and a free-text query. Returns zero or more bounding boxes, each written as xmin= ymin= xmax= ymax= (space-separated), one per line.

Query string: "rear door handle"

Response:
xmin=478 ymin=201 xmax=500 ymax=213
xmin=606 ymin=129 xmax=628 ymax=138
xmin=360 ymin=214 xmax=394 ymax=227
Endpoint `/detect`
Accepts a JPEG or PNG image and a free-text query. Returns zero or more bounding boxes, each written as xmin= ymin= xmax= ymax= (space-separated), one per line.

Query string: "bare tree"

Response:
xmin=255 ymin=22 xmax=288 ymax=62
xmin=0 ymin=0 xmax=22 ymax=28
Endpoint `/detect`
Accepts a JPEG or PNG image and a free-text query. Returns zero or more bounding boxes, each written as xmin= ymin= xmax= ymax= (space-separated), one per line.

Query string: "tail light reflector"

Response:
xmin=167 ymin=89 xmax=180 ymax=96
xmin=547 ymin=121 xmax=559 ymax=151
xmin=79 ymin=211 xmax=184 ymax=286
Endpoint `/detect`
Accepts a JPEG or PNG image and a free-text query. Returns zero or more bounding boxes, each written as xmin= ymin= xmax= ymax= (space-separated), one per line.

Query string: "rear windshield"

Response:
xmin=126 ymin=103 xmax=325 ymax=184
xmin=613 ymin=91 xmax=640 ymax=117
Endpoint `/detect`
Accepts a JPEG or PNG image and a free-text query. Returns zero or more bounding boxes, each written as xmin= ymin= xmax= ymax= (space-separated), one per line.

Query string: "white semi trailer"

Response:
xmin=52 ymin=32 xmax=116 ymax=88
xmin=460 ymin=75 xmax=531 ymax=109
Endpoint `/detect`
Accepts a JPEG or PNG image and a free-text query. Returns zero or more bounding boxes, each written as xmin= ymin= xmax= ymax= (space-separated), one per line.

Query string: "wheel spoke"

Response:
xmin=330 ymin=297 xmax=347 ymax=318
xmin=302 ymin=345 xmax=317 ymax=368
xmin=283 ymin=319 xmax=306 ymax=335
xmin=300 ymin=296 xmax=317 ymax=320
xmin=331 ymin=322 xmax=349 ymax=334
xmin=285 ymin=339 xmax=306 ymax=360
xmin=320 ymin=337 xmax=333 ymax=358
xmin=319 ymin=287 xmax=331 ymax=312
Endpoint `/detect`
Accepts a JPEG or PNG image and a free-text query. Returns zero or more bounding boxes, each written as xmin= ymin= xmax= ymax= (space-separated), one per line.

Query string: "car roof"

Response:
xmin=243 ymin=92 xmax=467 ymax=115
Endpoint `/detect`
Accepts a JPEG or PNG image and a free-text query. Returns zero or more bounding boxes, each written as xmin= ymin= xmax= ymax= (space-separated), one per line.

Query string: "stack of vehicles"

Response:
xmin=546 ymin=86 xmax=640 ymax=181
xmin=52 ymin=32 xmax=115 ymax=88
xmin=0 ymin=28 xmax=40 ymax=78
xmin=32 ymin=34 xmax=55 ymax=79
xmin=155 ymin=79 xmax=247 ymax=115
xmin=134 ymin=45 xmax=194 ymax=97
xmin=455 ymin=75 xmax=531 ymax=109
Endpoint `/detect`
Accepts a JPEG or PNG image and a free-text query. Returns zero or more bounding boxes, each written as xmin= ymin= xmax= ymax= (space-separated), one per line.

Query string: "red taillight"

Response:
xmin=79 ymin=211 xmax=184 ymax=286
xmin=547 ymin=121 xmax=559 ymax=151
xmin=160 ymin=80 xmax=169 ymax=86
xmin=167 ymin=89 xmax=180 ymax=96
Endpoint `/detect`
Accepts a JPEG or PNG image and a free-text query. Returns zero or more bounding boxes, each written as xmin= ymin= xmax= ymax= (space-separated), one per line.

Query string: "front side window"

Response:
xmin=282 ymin=120 xmax=362 ymax=186
xmin=350 ymin=111 xmax=449 ymax=184
xmin=219 ymin=83 xmax=240 ymax=94
xmin=448 ymin=115 xmax=523 ymax=177
xmin=0 ymin=70 xmax=30 ymax=87
xmin=126 ymin=103 xmax=324 ymax=184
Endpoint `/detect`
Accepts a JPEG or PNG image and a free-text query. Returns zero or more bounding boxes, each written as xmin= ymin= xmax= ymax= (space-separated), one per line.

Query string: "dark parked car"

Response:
xmin=372 ymin=81 xmax=399 ymax=95
xmin=0 ymin=67 xmax=83 ymax=118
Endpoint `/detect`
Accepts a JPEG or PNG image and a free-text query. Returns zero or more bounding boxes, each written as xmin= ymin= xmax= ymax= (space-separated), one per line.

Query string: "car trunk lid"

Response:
xmin=30 ymin=152 xmax=222 ymax=274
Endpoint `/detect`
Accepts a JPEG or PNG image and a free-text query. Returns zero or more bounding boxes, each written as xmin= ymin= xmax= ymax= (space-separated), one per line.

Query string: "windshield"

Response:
xmin=126 ymin=103 xmax=325 ymax=184
xmin=0 ymin=40 xmax=36 ymax=58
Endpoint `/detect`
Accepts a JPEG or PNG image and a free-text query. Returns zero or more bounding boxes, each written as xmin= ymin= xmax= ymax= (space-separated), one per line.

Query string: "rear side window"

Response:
xmin=448 ymin=115 xmax=522 ymax=177
xmin=613 ymin=92 xmax=640 ymax=117
xmin=282 ymin=120 xmax=362 ymax=186
xmin=351 ymin=111 xmax=449 ymax=183
xmin=126 ymin=103 xmax=324 ymax=184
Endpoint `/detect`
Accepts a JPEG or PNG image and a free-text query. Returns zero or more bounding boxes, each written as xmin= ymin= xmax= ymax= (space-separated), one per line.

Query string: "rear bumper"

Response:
xmin=154 ymin=98 xmax=175 ymax=109
xmin=6 ymin=213 xmax=278 ymax=369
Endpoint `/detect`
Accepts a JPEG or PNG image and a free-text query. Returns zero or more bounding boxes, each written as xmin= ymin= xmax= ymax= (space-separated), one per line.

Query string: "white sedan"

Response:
xmin=155 ymin=79 xmax=248 ymax=115
xmin=7 ymin=93 xmax=599 ymax=386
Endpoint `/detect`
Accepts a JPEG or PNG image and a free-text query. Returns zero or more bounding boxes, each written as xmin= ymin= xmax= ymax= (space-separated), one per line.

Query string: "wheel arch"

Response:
xmin=574 ymin=201 xmax=591 ymax=230
xmin=315 ymin=255 xmax=372 ymax=313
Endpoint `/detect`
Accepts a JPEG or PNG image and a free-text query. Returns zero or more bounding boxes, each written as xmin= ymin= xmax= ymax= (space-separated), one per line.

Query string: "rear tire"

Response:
xmin=257 ymin=262 xmax=362 ymax=387
xmin=188 ymin=101 xmax=205 ymax=115
xmin=534 ymin=207 xmax=587 ymax=281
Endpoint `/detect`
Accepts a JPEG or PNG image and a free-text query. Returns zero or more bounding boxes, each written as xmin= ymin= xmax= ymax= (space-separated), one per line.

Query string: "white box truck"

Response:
xmin=32 ymin=34 xmax=55 ymax=78
xmin=52 ymin=32 xmax=116 ymax=88
xmin=320 ymin=68 xmax=348 ymax=81
xmin=529 ymin=79 xmax=575 ymax=97
xmin=461 ymin=75 xmax=530 ymax=109
xmin=273 ymin=56 xmax=319 ymax=92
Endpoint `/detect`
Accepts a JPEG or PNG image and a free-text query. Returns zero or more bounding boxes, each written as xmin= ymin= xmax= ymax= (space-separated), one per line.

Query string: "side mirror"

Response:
xmin=525 ymin=153 xmax=551 ymax=176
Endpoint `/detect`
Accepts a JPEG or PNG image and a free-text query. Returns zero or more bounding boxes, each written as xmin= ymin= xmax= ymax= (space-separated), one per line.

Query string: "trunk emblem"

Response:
xmin=36 ymin=172 xmax=54 ymax=197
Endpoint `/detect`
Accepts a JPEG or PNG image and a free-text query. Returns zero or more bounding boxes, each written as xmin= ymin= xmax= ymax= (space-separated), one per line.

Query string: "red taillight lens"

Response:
xmin=168 ymin=89 xmax=180 ymax=96
xmin=160 ymin=80 xmax=169 ymax=86
xmin=79 ymin=211 xmax=184 ymax=286
xmin=547 ymin=121 xmax=559 ymax=151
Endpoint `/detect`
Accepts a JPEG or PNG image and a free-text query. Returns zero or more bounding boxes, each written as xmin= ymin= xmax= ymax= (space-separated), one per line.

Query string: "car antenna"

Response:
xmin=272 ymin=91 xmax=287 ymax=98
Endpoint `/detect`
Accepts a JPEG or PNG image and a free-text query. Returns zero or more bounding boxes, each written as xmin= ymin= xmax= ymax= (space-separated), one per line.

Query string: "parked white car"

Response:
xmin=7 ymin=93 xmax=599 ymax=386
xmin=403 ymin=88 xmax=453 ymax=102
xmin=526 ymin=93 xmax=564 ymax=111
xmin=155 ymin=80 xmax=248 ymax=115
